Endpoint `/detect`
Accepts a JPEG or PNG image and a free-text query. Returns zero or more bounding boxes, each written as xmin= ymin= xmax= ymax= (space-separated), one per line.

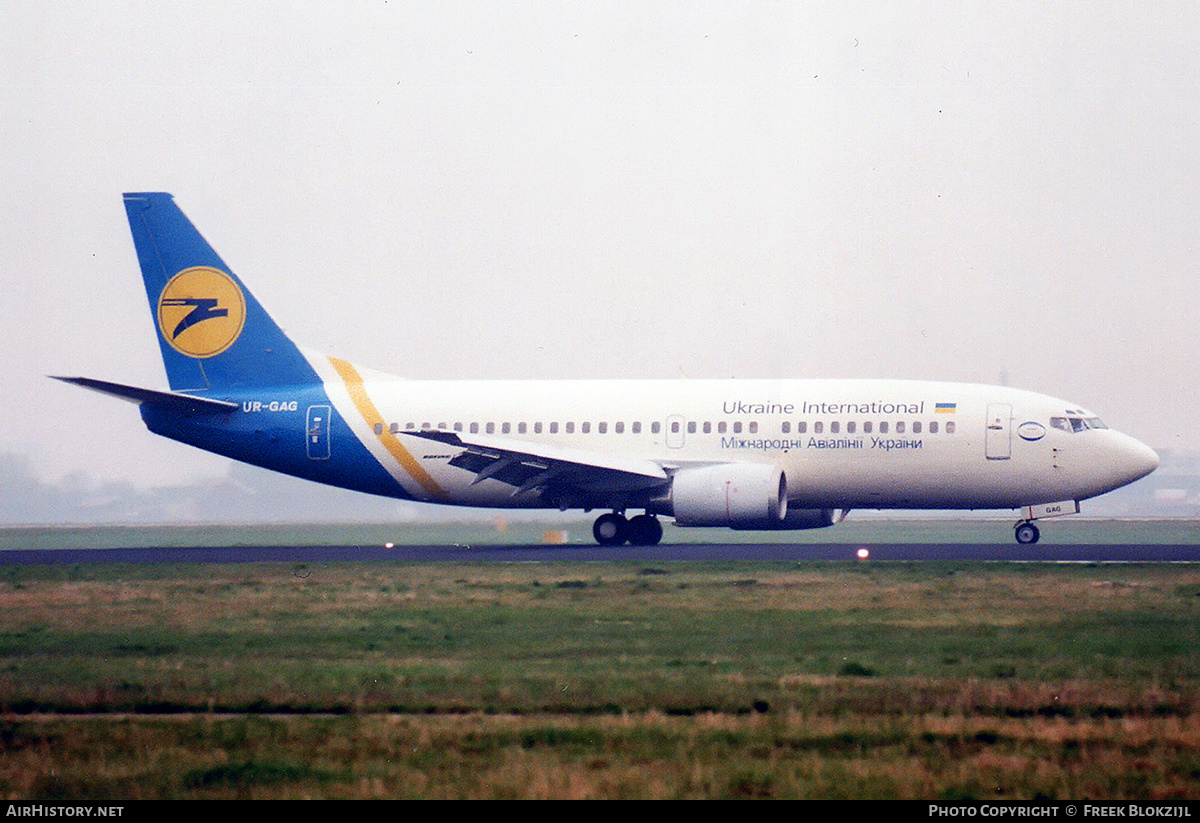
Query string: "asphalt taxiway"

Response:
xmin=0 ymin=543 xmax=1197 ymax=564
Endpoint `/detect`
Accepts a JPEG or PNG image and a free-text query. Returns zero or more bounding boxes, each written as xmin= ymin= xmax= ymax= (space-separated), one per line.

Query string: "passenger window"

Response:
xmin=880 ymin=422 xmax=889 ymax=434
xmin=687 ymin=422 xmax=696 ymax=434
xmin=733 ymin=422 xmax=743 ymax=434
xmin=703 ymin=421 xmax=712 ymax=434
xmin=374 ymin=423 xmax=383 ymax=435
xmin=582 ymin=422 xmax=591 ymax=434
xmin=929 ymin=421 xmax=938 ymax=434
xmin=670 ymin=421 xmax=680 ymax=433
xmin=651 ymin=421 xmax=660 ymax=434
xmin=597 ymin=422 xmax=606 ymax=434
xmin=749 ymin=421 xmax=758 ymax=434
xmin=830 ymin=422 xmax=839 ymax=434
xmin=847 ymin=421 xmax=856 ymax=434
xmin=797 ymin=422 xmax=807 ymax=434
xmin=782 ymin=422 xmax=790 ymax=433
xmin=814 ymin=422 xmax=824 ymax=434
xmin=454 ymin=422 xmax=463 ymax=432
xmin=566 ymin=422 xmax=574 ymax=433
xmin=534 ymin=422 xmax=542 ymax=434
xmin=470 ymin=422 xmax=479 ymax=433
xmin=632 ymin=421 xmax=641 ymax=434
xmin=913 ymin=421 xmax=922 ymax=434
xmin=896 ymin=421 xmax=906 ymax=434
xmin=946 ymin=421 xmax=955 ymax=434
xmin=549 ymin=422 xmax=558 ymax=434
xmin=718 ymin=421 xmax=727 ymax=433
xmin=863 ymin=421 xmax=872 ymax=433
xmin=389 ymin=422 xmax=399 ymax=434
xmin=615 ymin=422 xmax=624 ymax=434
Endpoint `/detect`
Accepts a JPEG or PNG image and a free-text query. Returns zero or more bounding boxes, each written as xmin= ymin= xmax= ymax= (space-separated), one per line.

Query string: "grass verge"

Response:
xmin=0 ymin=561 xmax=1197 ymax=798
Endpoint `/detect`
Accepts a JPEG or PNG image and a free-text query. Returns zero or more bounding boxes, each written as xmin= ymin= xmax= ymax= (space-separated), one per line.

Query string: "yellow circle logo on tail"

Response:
xmin=157 ymin=266 xmax=247 ymax=358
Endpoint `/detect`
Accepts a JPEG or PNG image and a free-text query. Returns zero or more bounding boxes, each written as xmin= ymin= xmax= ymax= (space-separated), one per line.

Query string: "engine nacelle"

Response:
xmin=670 ymin=463 xmax=787 ymax=528
xmin=732 ymin=507 xmax=843 ymax=531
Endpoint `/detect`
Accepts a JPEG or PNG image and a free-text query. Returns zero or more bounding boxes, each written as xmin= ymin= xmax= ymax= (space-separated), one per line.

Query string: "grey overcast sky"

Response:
xmin=2 ymin=2 xmax=1197 ymax=490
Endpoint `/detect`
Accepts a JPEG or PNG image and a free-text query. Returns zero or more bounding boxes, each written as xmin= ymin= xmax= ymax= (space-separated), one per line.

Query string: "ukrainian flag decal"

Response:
xmin=156 ymin=266 xmax=247 ymax=358
xmin=935 ymin=403 xmax=957 ymax=413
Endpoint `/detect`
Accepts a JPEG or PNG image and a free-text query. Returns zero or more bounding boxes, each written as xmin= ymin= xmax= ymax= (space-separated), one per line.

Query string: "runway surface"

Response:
xmin=0 ymin=543 xmax=1197 ymax=564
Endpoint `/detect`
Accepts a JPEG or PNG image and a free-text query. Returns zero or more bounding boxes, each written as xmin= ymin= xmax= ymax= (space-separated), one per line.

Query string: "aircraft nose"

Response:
xmin=1114 ymin=435 xmax=1159 ymax=486
xmin=1133 ymin=439 xmax=1160 ymax=479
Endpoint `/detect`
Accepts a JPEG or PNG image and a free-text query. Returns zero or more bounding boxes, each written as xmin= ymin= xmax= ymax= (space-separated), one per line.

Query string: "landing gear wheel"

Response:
xmin=1014 ymin=522 xmax=1040 ymax=545
xmin=625 ymin=514 xmax=663 ymax=546
xmin=593 ymin=512 xmax=629 ymax=546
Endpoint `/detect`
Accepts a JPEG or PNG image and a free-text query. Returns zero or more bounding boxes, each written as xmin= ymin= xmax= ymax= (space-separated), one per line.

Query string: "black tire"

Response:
xmin=593 ymin=513 xmax=628 ymax=546
xmin=626 ymin=514 xmax=663 ymax=546
xmin=1014 ymin=523 xmax=1040 ymax=545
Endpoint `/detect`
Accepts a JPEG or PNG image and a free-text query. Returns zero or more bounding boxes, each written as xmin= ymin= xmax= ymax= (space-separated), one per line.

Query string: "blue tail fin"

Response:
xmin=123 ymin=192 xmax=319 ymax=392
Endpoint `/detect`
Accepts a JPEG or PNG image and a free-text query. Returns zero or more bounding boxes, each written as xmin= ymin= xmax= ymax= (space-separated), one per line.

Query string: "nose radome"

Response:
xmin=1134 ymin=439 xmax=1160 ymax=478
xmin=1121 ymin=436 xmax=1160 ymax=484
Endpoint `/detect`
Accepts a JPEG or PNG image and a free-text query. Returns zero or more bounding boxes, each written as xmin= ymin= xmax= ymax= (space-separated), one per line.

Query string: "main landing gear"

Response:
xmin=1014 ymin=521 xmax=1040 ymax=545
xmin=593 ymin=512 xmax=664 ymax=546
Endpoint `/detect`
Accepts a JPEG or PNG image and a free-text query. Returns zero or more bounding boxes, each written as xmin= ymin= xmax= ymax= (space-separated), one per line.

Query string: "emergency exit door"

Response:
xmin=665 ymin=415 xmax=686 ymax=449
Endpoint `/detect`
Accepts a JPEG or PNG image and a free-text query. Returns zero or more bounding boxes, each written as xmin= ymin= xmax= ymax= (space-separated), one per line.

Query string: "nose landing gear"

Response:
xmin=592 ymin=512 xmax=663 ymax=546
xmin=1014 ymin=521 xmax=1040 ymax=545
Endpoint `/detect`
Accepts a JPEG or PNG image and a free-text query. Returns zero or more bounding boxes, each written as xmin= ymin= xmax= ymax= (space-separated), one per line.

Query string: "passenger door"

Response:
xmin=307 ymin=405 xmax=331 ymax=460
xmin=985 ymin=403 xmax=1012 ymax=460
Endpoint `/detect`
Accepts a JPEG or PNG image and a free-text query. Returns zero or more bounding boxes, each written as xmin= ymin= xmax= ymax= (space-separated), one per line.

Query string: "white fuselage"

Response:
xmin=100 ymin=193 xmax=1160 ymax=547
xmin=309 ymin=354 xmax=1159 ymax=514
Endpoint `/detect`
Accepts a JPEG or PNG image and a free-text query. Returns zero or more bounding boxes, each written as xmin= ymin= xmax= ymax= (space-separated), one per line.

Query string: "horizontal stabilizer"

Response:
xmin=50 ymin=376 xmax=239 ymax=414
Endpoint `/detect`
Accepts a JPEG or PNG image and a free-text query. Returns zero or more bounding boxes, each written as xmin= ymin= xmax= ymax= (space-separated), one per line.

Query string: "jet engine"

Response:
xmin=669 ymin=463 xmax=787 ymax=528
xmin=733 ymin=507 xmax=844 ymax=531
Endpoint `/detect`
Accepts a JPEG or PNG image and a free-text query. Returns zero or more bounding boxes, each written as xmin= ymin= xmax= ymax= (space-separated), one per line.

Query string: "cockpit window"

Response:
xmin=1051 ymin=415 xmax=1108 ymax=433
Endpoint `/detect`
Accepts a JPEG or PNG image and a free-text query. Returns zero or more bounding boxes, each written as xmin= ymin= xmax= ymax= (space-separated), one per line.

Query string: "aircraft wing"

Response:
xmin=406 ymin=429 xmax=669 ymax=500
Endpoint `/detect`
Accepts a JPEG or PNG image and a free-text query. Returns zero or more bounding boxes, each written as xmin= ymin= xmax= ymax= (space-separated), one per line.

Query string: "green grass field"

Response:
xmin=0 ymin=549 xmax=1199 ymax=798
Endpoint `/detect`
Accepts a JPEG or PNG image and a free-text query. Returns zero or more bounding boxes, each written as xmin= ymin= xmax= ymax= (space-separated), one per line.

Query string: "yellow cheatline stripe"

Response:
xmin=327 ymin=356 xmax=446 ymax=500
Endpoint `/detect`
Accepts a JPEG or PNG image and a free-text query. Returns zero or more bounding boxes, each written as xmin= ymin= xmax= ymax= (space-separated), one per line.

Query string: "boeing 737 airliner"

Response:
xmin=55 ymin=193 xmax=1159 ymax=545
